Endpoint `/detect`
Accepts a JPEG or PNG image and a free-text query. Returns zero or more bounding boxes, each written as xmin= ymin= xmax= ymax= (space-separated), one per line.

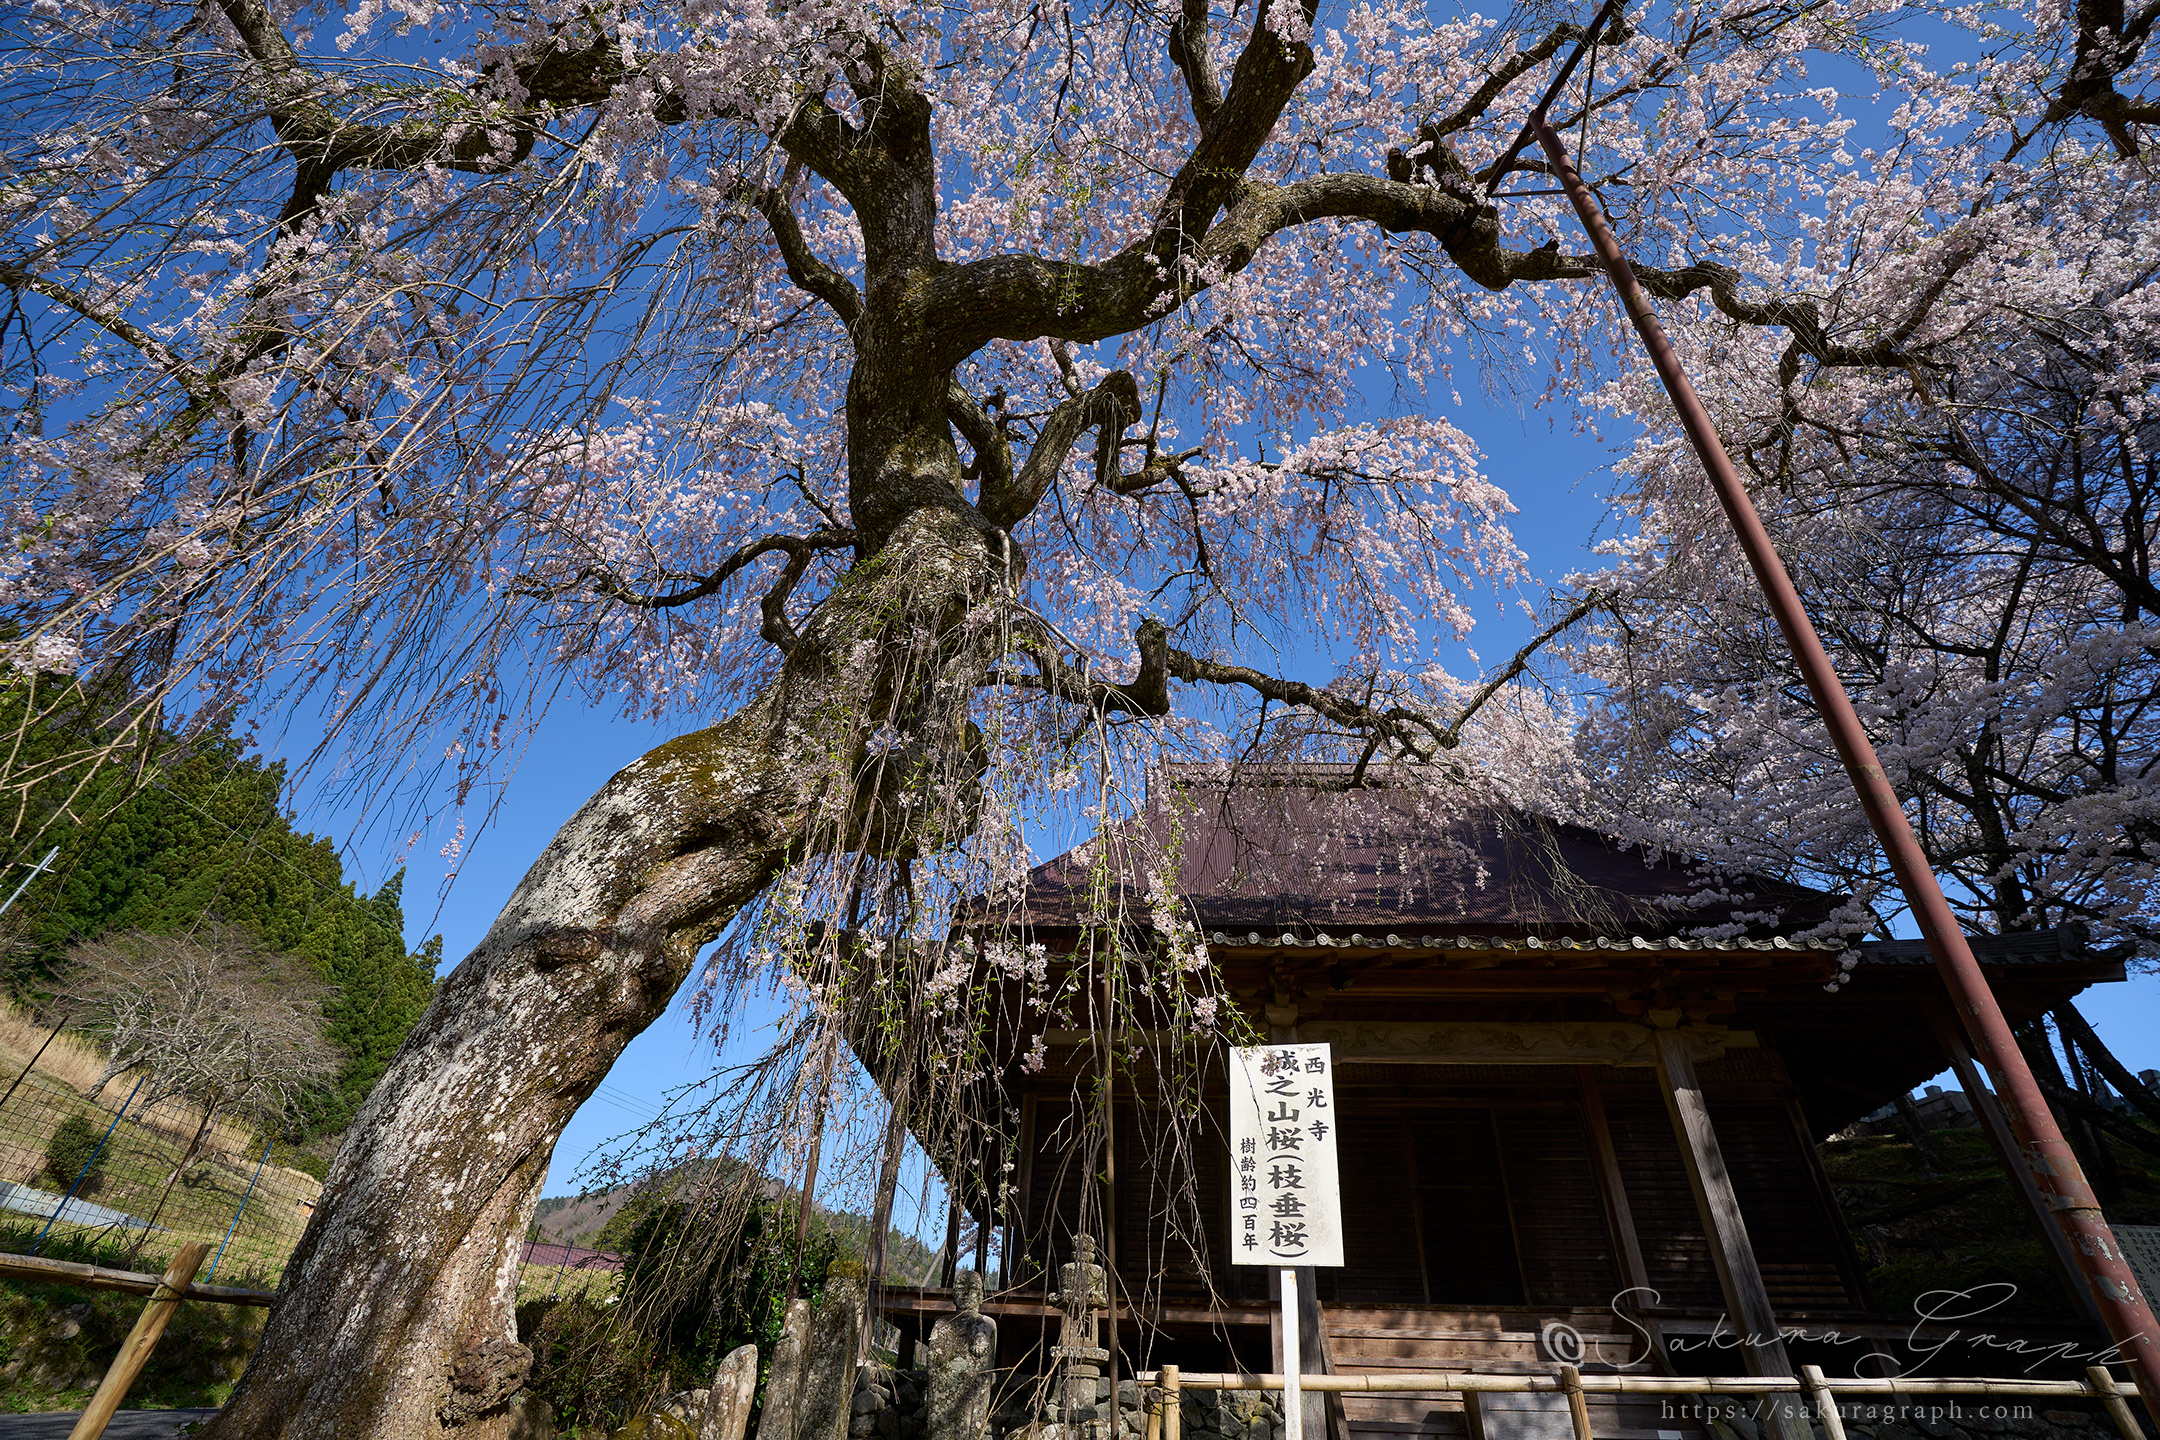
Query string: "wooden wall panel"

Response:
xmin=1407 ymin=1109 xmax=1525 ymax=1305
xmin=1024 ymin=1100 xmax=1090 ymax=1280
xmin=1597 ymin=1071 xmax=1724 ymax=1310
xmin=1331 ymin=1107 xmax=1427 ymax=1305
xmin=1115 ymin=1110 xmax=1230 ymax=1309
xmin=1497 ymin=1106 xmax=1621 ymax=1307
xmin=1706 ymin=1099 xmax=1857 ymax=1311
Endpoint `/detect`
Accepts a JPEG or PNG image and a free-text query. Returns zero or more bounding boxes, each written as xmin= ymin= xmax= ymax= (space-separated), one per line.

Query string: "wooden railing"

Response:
xmin=1137 ymin=1364 xmax=2151 ymax=1440
xmin=0 ymin=1244 xmax=278 ymax=1440
xmin=0 ymin=1247 xmax=278 ymax=1305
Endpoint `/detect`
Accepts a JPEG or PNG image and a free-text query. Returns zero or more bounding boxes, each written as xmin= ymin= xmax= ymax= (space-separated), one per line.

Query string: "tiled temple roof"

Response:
xmin=1001 ymin=763 xmax=1847 ymax=940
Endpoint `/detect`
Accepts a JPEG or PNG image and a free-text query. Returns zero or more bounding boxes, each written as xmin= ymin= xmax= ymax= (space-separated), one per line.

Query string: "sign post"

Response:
xmin=1230 ymin=1043 xmax=1343 ymax=1440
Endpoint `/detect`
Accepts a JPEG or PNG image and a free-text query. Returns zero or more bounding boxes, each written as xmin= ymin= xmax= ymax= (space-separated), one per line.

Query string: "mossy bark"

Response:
xmin=203 ymin=506 xmax=1007 ymax=1439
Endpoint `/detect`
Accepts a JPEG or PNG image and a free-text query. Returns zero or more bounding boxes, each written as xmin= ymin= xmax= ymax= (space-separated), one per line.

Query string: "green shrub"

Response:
xmin=524 ymin=1178 xmax=863 ymax=1433
xmin=41 ymin=1114 xmax=107 ymax=1195
xmin=270 ymin=1138 xmax=329 ymax=1181
xmin=519 ymin=1295 xmax=659 ymax=1434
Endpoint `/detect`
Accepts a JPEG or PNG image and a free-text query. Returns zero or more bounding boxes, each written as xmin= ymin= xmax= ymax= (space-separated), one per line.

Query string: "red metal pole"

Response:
xmin=1530 ymin=111 xmax=2160 ymax=1422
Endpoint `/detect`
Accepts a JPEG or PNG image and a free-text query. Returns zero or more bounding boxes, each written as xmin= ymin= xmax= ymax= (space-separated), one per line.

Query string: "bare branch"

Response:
xmin=1434 ymin=589 xmax=1608 ymax=749
xmin=59 ymin=926 xmax=342 ymax=1128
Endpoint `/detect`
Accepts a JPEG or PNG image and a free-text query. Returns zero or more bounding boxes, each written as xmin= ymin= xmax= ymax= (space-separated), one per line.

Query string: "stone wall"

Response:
xmin=847 ymin=1362 xmax=1236 ymax=1440
xmin=851 ymin=1362 xmax=928 ymax=1440
xmin=981 ymin=1373 xmax=1280 ymax=1440
xmin=1168 ymin=1385 xmax=1285 ymax=1440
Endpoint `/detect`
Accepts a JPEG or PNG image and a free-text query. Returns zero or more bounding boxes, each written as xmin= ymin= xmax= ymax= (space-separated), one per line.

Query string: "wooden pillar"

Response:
xmin=1577 ymin=1066 xmax=1670 ymax=1373
xmin=1650 ymin=1027 xmax=1807 ymax=1440
xmin=1921 ymin=994 xmax=2105 ymax=1331
xmin=1782 ymin=1092 xmax=1874 ymax=1309
xmin=941 ymin=1193 xmax=962 ymax=1289
xmin=70 ymin=1242 xmax=211 ymax=1440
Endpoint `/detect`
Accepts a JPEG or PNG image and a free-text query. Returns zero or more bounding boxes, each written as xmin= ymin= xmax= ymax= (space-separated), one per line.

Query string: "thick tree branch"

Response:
xmin=215 ymin=0 xmax=555 ymax=187
xmin=993 ymin=617 xmax=1452 ymax=759
xmin=933 ymin=169 xmax=1927 ymax=376
xmin=994 ymin=589 xmax=1609 ymax=763
xmin=1430 ymin=25 xmax=1586 ymax=140
xmin=2053 ymin=1002 xmax=2160 ymax=1128
xmin=979 ymin=372 xmax=1142 ymax=528
xmin=2038 ymin=0 xmax=2158 ymax=156
xmin=1148 ymin=0 xmax=1322 ymax=267
xmin=214 ymin=0 xmax=907 ymax=240
xmin=947 ymin=384 xmax=1016 ymax=505
xmin=2035 ymin=1070 xmax=2160 ymax=1157
xmin=1167 ymin=0 xmax=1226 ymax=132
xmin=513 ymin=528 xmax=857 ymax=651
xmin=745 ymin=171 xmax=864 ymax=332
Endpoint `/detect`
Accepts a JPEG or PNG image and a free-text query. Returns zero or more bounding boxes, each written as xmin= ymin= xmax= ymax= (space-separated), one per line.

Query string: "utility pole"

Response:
xmin=1516 ymin=81 xmax=2160 ymax=1423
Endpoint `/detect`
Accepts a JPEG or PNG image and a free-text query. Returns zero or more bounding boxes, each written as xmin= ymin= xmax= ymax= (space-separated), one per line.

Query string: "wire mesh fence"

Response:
xmin=0 ymin=1010 xmax=319 ymax=1290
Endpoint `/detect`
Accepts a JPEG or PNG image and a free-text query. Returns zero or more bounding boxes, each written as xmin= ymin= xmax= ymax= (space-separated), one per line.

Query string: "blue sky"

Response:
xmin=261 ymin=382 xmax=2160 ymax=1207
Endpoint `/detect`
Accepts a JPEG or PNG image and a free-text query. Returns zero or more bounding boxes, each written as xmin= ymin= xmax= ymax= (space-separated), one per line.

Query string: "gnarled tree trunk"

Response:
xmin=205 ymin=503 xmax=1003 ymax=1438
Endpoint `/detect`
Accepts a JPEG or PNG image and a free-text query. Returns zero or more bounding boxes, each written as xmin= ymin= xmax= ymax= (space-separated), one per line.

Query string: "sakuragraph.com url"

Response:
xmin=1656 ymin=1401 xmax=2037 ymax=1424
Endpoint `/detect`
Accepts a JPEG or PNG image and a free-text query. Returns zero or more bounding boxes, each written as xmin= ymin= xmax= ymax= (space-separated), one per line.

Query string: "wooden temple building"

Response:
xmin=872 ymin=766 xmax=2132 ymax=1439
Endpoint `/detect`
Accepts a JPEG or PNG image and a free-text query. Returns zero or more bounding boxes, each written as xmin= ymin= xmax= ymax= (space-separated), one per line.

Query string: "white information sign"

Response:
xmin=1229 ymin=1042 xmax=1343 ymax=1268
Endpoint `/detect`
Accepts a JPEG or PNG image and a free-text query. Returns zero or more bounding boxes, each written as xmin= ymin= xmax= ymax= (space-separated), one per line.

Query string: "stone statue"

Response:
xmin=1050 ymin=1235 xmax=1110 ymax=1440
xmin=928 ymin=1269 xmax=999 ymax=1440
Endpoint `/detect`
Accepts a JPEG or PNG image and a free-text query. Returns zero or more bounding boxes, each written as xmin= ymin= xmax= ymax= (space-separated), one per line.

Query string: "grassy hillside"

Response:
xmin=0 ymin=1003 xmax=320 ymax=1290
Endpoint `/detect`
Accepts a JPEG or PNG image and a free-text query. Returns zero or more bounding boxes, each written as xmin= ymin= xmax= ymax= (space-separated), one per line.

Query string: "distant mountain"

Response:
xmin=532 ymin=1189 xmax=631 ymax=1247
xmin=531 ymin=1175 xmax=941 ymax=1279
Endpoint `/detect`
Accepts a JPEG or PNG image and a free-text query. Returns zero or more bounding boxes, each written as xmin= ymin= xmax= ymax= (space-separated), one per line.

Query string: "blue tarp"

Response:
xmin=0 ymin=1180 xmax=156 ymax=1230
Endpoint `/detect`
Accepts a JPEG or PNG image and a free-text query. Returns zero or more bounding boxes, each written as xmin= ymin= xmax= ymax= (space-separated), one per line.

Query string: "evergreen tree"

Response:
xmin=301 ymin=870 xmax=436 ymax=1132
xmin=2 ymin=713 xmax=437 ymax=1135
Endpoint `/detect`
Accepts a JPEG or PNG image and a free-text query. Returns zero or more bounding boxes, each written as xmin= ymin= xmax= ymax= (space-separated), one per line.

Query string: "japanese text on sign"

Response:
xmin=1228 ymin=1042 xmax=1342 ymax=1267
